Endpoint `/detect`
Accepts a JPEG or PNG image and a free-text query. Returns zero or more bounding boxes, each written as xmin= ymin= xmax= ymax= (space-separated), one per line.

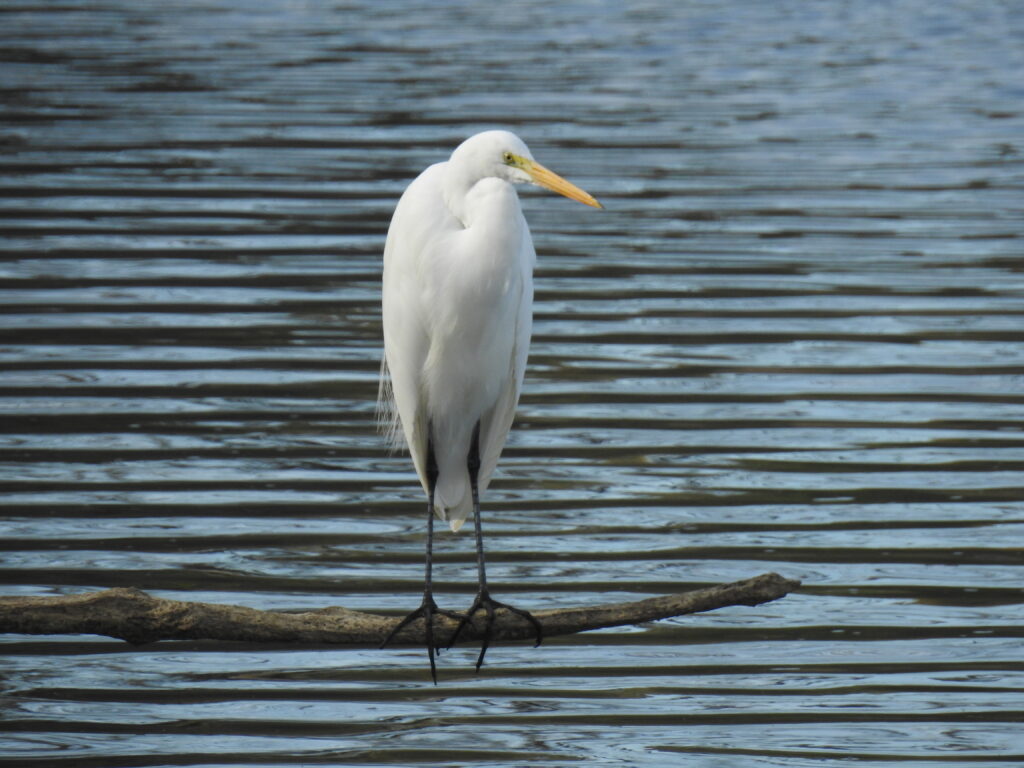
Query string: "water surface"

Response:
xmin=2 ymin=0 xmax=1023 ymax=765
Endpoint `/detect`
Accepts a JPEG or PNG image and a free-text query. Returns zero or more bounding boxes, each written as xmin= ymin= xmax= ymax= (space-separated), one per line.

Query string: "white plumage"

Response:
xmin=376 ymin=129 xmax=601 ymax=678
xmin=378 ymin=130 xmax=600 ymax=531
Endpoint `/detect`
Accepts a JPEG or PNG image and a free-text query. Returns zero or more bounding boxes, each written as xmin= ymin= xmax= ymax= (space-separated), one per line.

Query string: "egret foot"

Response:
xmin=381 ymin=592 xmax=462 ymax=684
xmin=449 ymin=588 xmax=544 ymax=671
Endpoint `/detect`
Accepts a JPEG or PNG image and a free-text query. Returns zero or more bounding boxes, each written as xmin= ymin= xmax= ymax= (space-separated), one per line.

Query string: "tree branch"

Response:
xmin=0 ymin=572 xmax=799 ymax=646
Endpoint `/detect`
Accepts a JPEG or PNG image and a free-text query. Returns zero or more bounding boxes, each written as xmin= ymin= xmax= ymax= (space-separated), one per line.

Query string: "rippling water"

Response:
xmin=2 ymin=0 xmax=1023 ymax=765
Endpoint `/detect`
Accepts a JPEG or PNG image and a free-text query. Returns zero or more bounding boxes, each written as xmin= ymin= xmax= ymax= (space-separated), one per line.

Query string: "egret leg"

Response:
xmin=449 ymin=421 xmax=543 ymax=670
xmin=381 ymin=434 xmax=460 ymax=684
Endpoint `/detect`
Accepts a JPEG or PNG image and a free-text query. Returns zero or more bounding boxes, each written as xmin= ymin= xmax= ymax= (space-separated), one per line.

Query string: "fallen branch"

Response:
xmin=0 ymin=572 xmax=799 ymax=646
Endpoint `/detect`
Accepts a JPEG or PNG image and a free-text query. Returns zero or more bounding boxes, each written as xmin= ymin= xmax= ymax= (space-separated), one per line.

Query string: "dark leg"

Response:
xmin=381 ymin=433 xmax=460 ymax=684
xmin=449 ymin=421 xmax=543 ymax=670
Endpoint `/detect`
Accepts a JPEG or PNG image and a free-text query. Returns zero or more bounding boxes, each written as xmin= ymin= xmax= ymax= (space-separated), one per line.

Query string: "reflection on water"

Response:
xmin=2 ymin=0 xmax=1023 ymax=765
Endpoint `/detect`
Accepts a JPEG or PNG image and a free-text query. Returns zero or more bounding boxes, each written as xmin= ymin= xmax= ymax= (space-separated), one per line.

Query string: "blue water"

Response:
xmin=1 ymin=0 xmax=1023 ymax=765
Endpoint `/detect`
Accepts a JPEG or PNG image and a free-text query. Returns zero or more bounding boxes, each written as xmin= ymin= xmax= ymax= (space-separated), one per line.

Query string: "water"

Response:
xmin=1 ymin=0 xmax=1023 ymax=765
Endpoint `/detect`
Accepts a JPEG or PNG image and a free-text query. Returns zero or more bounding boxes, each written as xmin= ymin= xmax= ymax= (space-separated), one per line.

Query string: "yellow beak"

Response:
xmin=523 ymin=159 xmax=603 ymax=209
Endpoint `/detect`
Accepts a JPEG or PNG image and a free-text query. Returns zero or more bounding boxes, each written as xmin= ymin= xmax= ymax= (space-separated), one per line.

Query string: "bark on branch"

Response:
xmin=0 ymin=572 xmax=799 ymax=646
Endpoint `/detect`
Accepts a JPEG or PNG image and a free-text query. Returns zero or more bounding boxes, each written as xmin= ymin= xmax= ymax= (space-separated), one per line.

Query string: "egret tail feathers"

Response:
xmin=435 ymin=471 xmax=472 ymax=532
xmin=375 ymin=357 xmax=404 ymax=453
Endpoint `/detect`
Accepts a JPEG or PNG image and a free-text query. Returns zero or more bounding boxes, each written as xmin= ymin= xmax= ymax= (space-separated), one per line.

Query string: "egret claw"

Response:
xmin=382 ymin=593 xmax=461 ymax=684
xmin=448 ymin=589 xmax=544 ymax=671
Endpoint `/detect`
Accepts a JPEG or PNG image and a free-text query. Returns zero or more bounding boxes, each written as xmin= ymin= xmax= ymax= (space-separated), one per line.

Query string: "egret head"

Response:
xmin=451 ymin=130 xmax=602 ymax=209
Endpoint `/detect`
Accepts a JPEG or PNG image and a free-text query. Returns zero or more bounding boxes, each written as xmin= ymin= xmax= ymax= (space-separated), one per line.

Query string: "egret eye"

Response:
xmin=502 ymin=151 xmax=514 ymax=164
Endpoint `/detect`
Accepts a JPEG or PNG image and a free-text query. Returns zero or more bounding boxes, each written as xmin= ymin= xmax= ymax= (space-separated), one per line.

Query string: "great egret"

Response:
xmin=377 ymin=130 xmax=601 ymax=679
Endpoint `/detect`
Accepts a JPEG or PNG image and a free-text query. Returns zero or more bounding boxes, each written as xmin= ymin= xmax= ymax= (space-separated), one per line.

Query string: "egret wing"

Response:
xmin=476 ymin=226 xmax=535 ymax=497
xmin=379 ymin=163 xmax=455 ymax=493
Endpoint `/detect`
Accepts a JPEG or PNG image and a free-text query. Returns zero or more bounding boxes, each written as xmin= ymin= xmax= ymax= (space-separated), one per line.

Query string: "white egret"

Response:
xmin=377 ymin=130 xmax=601 ymax=679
